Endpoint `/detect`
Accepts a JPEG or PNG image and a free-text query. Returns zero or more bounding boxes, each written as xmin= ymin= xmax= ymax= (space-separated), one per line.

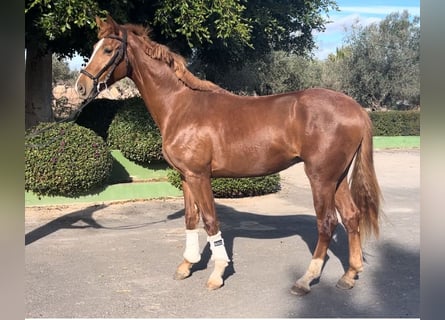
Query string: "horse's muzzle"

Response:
xmin=75 ymin=74 xmax=96 ymax=101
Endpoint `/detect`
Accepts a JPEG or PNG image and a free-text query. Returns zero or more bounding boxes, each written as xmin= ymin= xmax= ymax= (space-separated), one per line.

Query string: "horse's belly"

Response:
xmin=210 ymin=149 xmax=301 ymax=178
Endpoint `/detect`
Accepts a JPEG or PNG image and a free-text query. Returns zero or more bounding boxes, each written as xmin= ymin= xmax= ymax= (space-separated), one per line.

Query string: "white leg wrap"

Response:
xmin=183 ymin=229 xmax=201 ymax=263
xmin=207 ymin=231 xmax=230 ymax=262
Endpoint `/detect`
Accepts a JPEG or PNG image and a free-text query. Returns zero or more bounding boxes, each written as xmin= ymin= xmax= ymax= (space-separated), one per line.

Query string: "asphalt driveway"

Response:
xmin=25 ymin=150 xmax=420 ymax=318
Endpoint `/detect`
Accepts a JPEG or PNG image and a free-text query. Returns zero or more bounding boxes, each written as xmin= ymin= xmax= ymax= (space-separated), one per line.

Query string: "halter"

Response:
xmin=80 ymin=29 xmax=131 ymax=95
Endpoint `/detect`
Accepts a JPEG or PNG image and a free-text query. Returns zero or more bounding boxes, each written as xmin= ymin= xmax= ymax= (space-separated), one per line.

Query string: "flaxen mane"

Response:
xmin=123 ymin=24 xmax=226 ymax=93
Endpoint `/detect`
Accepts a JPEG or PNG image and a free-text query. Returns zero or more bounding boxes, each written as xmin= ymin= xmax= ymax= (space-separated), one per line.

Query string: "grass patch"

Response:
xmin=25 ymin=150 xmax=181 ymax=206
xmin=108 ymin=150 xmax=170 ymax=183
xmin=373 ymin=136 xmax=420 ymax=150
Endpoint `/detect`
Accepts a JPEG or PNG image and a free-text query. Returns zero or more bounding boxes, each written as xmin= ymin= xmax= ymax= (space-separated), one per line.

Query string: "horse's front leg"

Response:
xmin=174 ymin=179 xmax=202 ymax=280
xmin=185 ymin=173 xmax=230 ymax=290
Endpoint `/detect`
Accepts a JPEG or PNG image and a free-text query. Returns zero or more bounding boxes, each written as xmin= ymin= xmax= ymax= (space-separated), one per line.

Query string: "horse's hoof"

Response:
xmin=173 ymin=260 xmax=193 ymax=280
xmin=173 ymin=269 xmax=190 ymax=280
xmin=206 ymin=277 xmax=223 ymax=290
xmin=290 ymin=284 xmax=310 ymax=296
xmin=336 ymin=276 xmax=355 ymax=290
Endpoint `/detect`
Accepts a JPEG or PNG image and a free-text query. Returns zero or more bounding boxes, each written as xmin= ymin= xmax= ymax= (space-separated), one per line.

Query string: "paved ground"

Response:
xmin=25 ymin=150 xmax=420 ymax=318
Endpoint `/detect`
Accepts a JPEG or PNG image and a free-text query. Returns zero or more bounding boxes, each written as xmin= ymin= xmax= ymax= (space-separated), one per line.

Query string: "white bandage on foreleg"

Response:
xmin=207 ymin=231 xmax=230 ymax=262
xmin=183 ymin=229 xmax=201 ymax=263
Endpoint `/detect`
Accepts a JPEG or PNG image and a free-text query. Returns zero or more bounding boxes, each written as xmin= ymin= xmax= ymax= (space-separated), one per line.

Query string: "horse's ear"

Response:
xmin=104 ymin=15 xmax=119 ymax=33
xmin=95 ymin=16 xmax=105 ymax=30
xmin=95 ymin=15 xmax=119 ymax=38
xmin=105 ymin=15 xmax=117 ymax=27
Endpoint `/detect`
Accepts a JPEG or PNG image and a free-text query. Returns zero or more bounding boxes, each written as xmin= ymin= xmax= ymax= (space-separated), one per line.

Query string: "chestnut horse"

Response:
xmin=76 ymin=16 xmax=381 ymax=295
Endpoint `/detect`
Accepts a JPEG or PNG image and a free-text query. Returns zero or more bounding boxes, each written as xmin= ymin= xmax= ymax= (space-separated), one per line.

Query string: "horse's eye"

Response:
xmin=104 ymin=47 xmax=113 ymax=55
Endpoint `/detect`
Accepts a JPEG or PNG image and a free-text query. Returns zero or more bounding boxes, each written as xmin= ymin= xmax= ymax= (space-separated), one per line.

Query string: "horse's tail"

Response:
xmin=350 ymin=110 xmax=383 ymax=240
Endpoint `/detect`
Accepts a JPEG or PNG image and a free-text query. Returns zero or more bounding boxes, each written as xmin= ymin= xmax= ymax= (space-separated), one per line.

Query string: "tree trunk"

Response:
xmin=25 ymin=46 xmax=54 ymax=129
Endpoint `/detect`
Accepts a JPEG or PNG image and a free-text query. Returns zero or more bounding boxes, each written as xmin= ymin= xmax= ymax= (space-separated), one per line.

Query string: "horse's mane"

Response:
xmin=122 ymin=23 xmax=226 ymax=93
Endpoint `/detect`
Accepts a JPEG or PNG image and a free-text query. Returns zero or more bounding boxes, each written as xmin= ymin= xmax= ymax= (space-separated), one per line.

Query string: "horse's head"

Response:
xmin=75 ymin=15 xmax=131 ymax=100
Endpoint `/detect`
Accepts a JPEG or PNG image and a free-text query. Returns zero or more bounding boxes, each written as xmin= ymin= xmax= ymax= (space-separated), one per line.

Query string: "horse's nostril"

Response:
xmin=77 ymin=83 xmax=85 ymax=95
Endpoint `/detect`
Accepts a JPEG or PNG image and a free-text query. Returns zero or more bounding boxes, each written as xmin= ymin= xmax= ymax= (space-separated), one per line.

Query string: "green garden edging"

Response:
xmin=25 ymin=181 xmax=182 ymax=206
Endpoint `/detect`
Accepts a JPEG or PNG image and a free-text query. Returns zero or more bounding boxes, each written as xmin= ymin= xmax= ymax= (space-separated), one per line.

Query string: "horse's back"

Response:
xmin=295 ymin=88 xmax=365 ymax=119
xmin=165 ymin=87 xmax=368 ymax=177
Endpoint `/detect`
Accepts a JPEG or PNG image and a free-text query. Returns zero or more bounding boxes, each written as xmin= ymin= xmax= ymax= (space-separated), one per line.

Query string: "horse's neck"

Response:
xmin=128 ymin=51 xmax=184 ymax=133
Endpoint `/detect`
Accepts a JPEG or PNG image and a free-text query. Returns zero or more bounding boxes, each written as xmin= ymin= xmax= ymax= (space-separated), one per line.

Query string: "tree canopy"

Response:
xmin=335 ymin=11 xmax=420 ymax=109
xmin=25 ymin=0 xmax=337 ymax=61
xmin=25 ymin=0 xmax=338 ymax=127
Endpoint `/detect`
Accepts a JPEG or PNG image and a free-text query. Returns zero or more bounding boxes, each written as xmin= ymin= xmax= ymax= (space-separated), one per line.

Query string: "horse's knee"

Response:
xmin=202 ymin=216 xmax=219 ymax=235
xmin=185 ymin=204 xmax=200 ymax=229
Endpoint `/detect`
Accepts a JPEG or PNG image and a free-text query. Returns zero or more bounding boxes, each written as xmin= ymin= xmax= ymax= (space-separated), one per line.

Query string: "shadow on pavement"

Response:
xmin=26 ymin=201 xmax=350 ymax=277
xmin=25 ymin=205 xmax=107 ymax=245
xmin=167 ymin=203 xmax=419 ymax=317
xmin=167 ymin=203 xmax=351 ymax=283
xmin=25 ymin=203 xmax=181 ymax=246
xmin=292 ymin=240 xmax=420 ymax=317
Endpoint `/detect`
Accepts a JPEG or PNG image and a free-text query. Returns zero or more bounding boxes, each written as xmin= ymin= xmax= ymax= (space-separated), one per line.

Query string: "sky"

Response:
xmin=68 ymin=0 xmax=420 ymax=69
xmin=313 ymin=0 xmax=420 ymax=59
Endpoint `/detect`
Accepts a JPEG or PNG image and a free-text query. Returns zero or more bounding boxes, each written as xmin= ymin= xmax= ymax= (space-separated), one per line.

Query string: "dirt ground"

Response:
xmin=25 ymin=150 xmax=420 ymax=318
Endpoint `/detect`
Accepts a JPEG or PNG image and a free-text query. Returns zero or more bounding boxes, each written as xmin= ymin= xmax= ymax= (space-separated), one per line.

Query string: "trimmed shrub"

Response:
xmin=167 ymin=169 xmax=281 ymax=198
xmin=75 ymin=98 xmax=122 ymax=140
xmin=107 ymin=98 xmax=163 ymax=163
xmin=25 ymin=122 xmax=113 ymax=197
xmin=369 ymin=111 xmax=420 ymax=136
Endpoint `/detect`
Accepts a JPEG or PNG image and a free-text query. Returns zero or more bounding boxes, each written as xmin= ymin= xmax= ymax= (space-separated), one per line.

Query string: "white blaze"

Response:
xmin=75 ymin=39 xmax=105 ymax=95
xmin=85 ymin=38 xmax=105 ymax=69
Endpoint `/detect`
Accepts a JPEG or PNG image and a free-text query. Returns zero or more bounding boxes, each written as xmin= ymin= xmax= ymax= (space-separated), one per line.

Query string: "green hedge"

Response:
xmin=369 ymin=111 xmax=420 ymax=136
xmin=25 ymin=122 xmax=113 ymax=197
xmin=107 ymin=97 xmax=163 ymax=163
xmin=167 ymin=169 xmax=281 ymax=198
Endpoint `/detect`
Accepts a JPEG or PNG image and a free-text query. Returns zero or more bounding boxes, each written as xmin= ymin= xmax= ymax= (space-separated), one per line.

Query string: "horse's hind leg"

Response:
xmin=334 ymin=178 xmax=363 ymax=290
xmin=174 ymin=179 xmax=202 ymax=280
xmin=291 ymin=166 xmax=339 ymax=296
